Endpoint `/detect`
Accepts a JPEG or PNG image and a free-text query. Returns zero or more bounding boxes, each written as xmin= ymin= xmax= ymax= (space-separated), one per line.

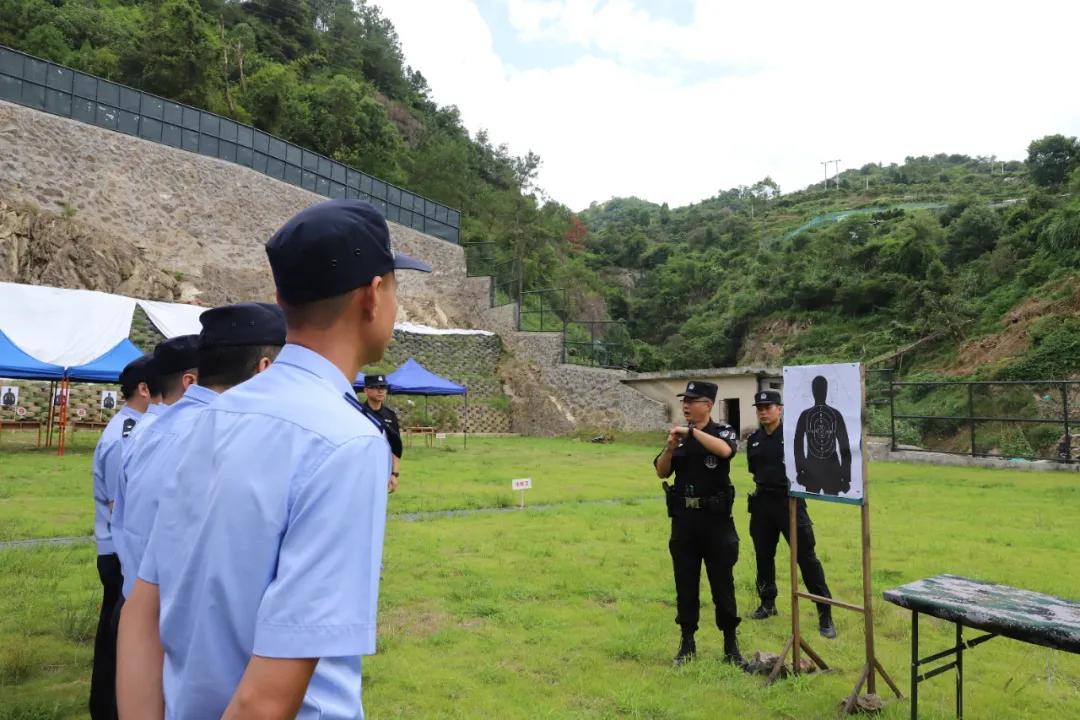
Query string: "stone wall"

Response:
xmin=0 ymin=97 xmax=666 ymax=437
xmin=481 ymin=305 xmax=667 ymax=435
xmin=0 ymin=99 xmax=489 ymax=326
xmin=369 ymin=330 xmax=510 ymax=433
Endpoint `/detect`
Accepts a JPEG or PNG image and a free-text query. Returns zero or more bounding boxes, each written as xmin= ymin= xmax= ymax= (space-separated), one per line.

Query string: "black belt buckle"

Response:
xmin=684 ymin=497 xmax=701 ymax=510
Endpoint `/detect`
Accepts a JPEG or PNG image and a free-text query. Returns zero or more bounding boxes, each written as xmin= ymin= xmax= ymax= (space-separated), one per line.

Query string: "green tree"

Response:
xmin=946 ymin=205 xmax=1002 ymax=266
xmin=1026 ymin=134 xmax=1080 ymax=187
xmin=130 ymin=0 xmax=219 ymax=106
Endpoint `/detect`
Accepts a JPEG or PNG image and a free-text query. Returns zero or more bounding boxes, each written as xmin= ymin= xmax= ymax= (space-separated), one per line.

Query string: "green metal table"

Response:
xmin=884 ymin=574 xmax=1080 ymax=719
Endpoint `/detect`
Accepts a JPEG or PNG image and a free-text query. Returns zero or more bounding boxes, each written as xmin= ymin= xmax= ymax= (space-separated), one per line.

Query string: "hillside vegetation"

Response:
xmin=3 ymin=1 xmax=1079 ymax=381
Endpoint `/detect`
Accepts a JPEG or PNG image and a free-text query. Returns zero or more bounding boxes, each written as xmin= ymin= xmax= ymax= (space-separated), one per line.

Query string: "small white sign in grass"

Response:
xmin=511 ymin=477 xmax=532 ymax=507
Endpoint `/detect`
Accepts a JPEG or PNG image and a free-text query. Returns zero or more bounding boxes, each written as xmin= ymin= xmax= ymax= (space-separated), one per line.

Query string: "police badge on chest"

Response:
xmin=704 ymin=454 xmax=719 ymax=469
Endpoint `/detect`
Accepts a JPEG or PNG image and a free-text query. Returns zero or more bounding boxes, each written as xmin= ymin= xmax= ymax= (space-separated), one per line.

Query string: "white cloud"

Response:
xmin=378 ymin=0 xmax=1080 ymax=210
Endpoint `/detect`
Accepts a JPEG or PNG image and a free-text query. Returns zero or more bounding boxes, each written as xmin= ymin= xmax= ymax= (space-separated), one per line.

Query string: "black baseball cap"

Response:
xmin=753 ymin=389 xmax=783 ymax=406
xmin=364 ymin=374 xmax=389 ymax=388
xmin=266 ymin=199 xmax=432 ymax=304
xmin=153 ymin=335 xmax=200 ymax=374
xmin=199 ymin=302 xmax=287 ymax=349
xmin=677 ymin=380 xmax=717 ymax=401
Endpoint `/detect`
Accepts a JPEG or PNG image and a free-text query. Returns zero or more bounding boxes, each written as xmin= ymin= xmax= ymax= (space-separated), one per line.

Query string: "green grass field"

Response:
xmin=1 ymin=435 xmax=1079 ymax=718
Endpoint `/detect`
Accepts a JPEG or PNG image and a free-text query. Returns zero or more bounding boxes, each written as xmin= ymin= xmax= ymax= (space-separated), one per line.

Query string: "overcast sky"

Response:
xmin=378 ymin=1 xmax=1080 ymax=211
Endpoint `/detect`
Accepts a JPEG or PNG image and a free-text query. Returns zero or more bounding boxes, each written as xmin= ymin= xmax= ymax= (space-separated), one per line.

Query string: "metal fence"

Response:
xmin=489 ymin=258 xmax=521 ymax=308
xmin=0 ymin=44 xmax=461 ymax=243
xmin=888 ymin=380 xmax=1079 ymax=463
xmin=866 ymin=368 xmax=894 ymax=436
xmin=463 ymin=242 xmax=498 ymax=278
xmin=564 ymin=321 xmax=632 ymax=369
xmin=518 ymin=289 xmax=567 ymax=332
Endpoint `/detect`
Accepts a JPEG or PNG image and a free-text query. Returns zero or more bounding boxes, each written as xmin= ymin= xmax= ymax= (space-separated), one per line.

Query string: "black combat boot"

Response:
xmin=749 ymin=603 xmax=778 ymax=620
xmin=722 ymin=630 xmax=746 ymax=668
xmin=818 ymin=606 xmax=837 ymax=639
xmin=673 ymin=631 xmax=696 ymax=667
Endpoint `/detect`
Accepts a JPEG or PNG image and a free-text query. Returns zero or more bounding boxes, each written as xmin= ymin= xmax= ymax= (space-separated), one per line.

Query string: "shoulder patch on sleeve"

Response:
xmin=344 ymin=393 xmax=386 ymax=434
xmin=122 ymin=418 xmax=136 ymax=438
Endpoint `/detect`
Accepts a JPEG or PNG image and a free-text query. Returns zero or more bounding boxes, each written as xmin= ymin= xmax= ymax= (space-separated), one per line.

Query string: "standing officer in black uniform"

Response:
xmin=654 ymin=380 xmax=744 ymax=667
xmin=746 ymin=389 xmax=836 ymax=638
xmin=363 ymin=374 xmax=401 ymax=492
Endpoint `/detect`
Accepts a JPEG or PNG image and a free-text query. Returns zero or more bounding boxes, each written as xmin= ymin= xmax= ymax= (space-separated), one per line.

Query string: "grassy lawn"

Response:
xmin=1 ymin=436 xmax=1079 ymax=718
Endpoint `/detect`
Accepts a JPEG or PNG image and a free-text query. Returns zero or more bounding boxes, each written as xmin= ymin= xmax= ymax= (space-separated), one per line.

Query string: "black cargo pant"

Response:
xmin=90 ymin=553 xmax=123 ymax=720
xmin=669 ymin=510 xmax=740 ymax=633
xmin=749 ymin=491 xmax=831 ymax=610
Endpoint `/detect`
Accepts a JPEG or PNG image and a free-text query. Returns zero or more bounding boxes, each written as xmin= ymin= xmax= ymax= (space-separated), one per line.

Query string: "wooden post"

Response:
xmin=790 ymin=496 xmax=801 ymax=673
xmin=860 ymin=365 xmax=876 ymax=695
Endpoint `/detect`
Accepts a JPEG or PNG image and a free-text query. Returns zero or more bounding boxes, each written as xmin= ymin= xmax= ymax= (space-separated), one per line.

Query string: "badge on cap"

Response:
xmin=760 ymin=393 xmax=766 ymax=400
xmin=689 ymin=383 xmax=695 ymax=390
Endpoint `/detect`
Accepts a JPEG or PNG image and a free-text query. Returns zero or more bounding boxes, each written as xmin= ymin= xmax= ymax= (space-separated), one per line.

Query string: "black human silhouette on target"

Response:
xmin=2 ymin=388 xmax=15 ymax=407
xmin=793 ymin=375 xmax=852 ymax=495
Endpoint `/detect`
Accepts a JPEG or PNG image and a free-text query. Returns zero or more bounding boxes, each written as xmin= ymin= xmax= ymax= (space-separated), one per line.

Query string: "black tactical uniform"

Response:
xmin=746 ymin=389 xmax=835 ymax=638
xmin=371 ymin=403 xmax=403 ymax=459
xmin=655 ymin=380 xmax=743 ymax=667
xmin=362 ymin=374 xmax=403 ymax=460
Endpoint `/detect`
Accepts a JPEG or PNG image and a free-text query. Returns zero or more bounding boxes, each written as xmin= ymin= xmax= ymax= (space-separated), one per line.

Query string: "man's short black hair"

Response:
xmin=157 ymin=370 xmax=192 ymax=399
xmin=121 ymin=379 xmax=141 ymax=400
xmin=146 ymin=372 xmax=164 ymax=398
xmin=197 ymin=345 xmax=282 ymax=388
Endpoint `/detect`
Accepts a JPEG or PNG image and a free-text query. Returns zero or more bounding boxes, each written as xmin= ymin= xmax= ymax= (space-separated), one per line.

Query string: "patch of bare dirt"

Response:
xmin=736 ymin=317 xmax=811 ymax=366
xmin=948 ymin=279 xmax=1080 ymax=376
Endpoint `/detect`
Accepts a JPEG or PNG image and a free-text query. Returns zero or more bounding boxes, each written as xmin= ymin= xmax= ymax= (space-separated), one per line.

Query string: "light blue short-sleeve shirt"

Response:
xmin=91 ymin=405 xmax=142 ymax=556
xmin=116 ymin=385 xmax=218 ymax=597
xmin=140 ymin=344 xmax=390 ymax=719
xmin=112 ymin=402 xmax=165 ymax=572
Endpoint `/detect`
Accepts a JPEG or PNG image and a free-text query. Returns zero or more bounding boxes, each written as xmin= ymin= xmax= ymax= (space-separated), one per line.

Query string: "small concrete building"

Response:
xmin=621 ymin=367 xmax=782 ymax=437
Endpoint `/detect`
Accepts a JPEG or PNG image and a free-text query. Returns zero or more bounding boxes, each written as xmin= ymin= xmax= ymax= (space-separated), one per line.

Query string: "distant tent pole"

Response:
xmin=464 ymin=391 xmax=468 ymax=449
xmin=45 ymin=380 xmax=56 ymax=448
xmin=56 ymin=376 xmax=69 ymax=457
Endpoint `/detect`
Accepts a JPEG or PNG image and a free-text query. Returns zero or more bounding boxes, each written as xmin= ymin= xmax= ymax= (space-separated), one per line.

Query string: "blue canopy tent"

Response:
xmin=65 ymin=338 xmax=144 ymax=383
xmin=0 ymin=329 xmax=65 ymax=380
xmin=355 ymin=357 xmax=469 ymax=447
xmin=0 ymin=329 xmax=65 ymax=448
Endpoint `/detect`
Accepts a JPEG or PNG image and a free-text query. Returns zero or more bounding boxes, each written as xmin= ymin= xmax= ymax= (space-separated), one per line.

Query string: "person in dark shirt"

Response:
xmin=363 ymin=374 xmax=401 ymax=493
xmin=654 ymin=380 xmax=745 ymax=668
xmin=746 ymin=389 xmax=836 ymax=639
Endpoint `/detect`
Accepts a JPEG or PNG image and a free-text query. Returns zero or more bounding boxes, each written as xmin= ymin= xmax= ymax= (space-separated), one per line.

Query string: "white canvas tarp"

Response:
xmin=137 ymin=300 xmax=207 ymax=339
xmin=0 ymin=282 xmax=136 ymax=366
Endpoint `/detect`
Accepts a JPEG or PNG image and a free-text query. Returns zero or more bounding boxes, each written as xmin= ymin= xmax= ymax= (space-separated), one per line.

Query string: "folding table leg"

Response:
xmin=911 ymin=611 xmax=919 ymax=720
xmin=956 ymin=623 xmax=963 ymax=719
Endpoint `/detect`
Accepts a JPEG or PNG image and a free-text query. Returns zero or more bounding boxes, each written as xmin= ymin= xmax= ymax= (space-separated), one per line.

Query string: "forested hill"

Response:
xmin=3 ymin=1 xmax=1079 ymax=379
xmin=579 ymin=150 xmax=1080 ymax=378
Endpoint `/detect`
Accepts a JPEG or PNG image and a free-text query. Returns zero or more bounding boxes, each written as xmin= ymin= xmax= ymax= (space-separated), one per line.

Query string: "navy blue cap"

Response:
xmin=265 ymin=200 xmax=432 ymax=304
xmin=364 ymin=374 xmax=388 ymax=388
xmin=753 ymin=389 xmax=783 ymax=406
xmin=153 ymin=335 xmax=200 ymax=374
xmin=677 ymin=380 xmax=718 ymax=401
xmin=119 ymin=355 xmax=154 ymax=389
xmin=199 ymin=302 xmax=286 ymax=349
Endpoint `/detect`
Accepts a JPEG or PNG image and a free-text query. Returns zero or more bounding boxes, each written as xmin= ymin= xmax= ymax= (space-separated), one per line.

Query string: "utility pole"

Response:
xmin=832 ymin=159 xmax=842 ymax=189
xmin=821 ymin=161 xmax=829 ymax=189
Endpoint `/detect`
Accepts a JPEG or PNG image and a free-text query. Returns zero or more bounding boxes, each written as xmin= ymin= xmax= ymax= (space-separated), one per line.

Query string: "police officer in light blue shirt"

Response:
xmin=117 ymin=199 xmax=432 ymax=719
xmin=113 ymin=335 xmax=199 ymax=598
xmin=89 ymin=354 xmax=152 ymax=720
xmin=117 ymin=308 xmax=285 ymax=599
